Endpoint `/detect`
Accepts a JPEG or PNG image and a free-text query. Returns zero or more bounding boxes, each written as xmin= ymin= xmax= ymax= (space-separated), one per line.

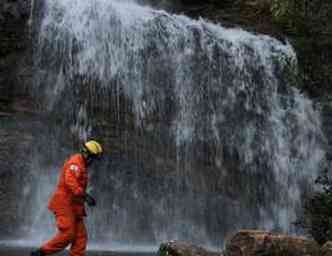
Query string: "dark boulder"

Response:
xmin=224 ymin=230 xmax=320 ymax=256
xmin=159 ymin=241 xmax=221 ymax=256
xmin=321 ymin=241 xmax=332 ymax=256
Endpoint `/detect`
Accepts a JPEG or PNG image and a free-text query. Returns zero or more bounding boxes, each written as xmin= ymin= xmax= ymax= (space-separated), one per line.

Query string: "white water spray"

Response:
xmin=20 ymin=0 xmax=327 ymax=249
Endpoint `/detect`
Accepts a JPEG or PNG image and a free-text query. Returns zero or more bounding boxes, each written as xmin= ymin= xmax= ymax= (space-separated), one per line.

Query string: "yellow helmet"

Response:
xmin=84 ymin=140 xmax=103 ymax=156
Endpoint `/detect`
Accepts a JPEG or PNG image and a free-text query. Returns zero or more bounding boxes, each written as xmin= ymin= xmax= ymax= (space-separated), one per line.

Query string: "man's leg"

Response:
xmin=40 ymin=214 xmax=76 ymax=255
xmin=69 ymin=218 xmax=87 ymax=256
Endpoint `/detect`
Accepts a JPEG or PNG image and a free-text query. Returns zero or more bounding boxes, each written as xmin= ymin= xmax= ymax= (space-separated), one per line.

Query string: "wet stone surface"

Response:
xmin=0 ymin=247 xmax=156 ymax=256
xmin=159 ymin=241 xmax=221 ymax=256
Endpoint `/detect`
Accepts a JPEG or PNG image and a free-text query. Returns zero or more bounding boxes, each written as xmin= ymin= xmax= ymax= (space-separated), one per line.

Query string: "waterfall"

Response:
xmin=21 ymin=0 xmax=325 ymax=248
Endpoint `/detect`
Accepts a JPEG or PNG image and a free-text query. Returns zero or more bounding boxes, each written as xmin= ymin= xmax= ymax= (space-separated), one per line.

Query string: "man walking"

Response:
xmin=31 ymin=140 xmax=103 ymax=256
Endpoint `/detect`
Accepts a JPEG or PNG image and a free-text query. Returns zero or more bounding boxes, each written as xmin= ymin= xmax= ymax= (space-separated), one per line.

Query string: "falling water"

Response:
xmin=16 ymin=0 xmax=326 ymax=249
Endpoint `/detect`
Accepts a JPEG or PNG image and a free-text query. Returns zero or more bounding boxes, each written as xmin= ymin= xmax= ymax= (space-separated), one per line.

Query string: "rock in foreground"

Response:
xmin=158 ymin=232 xmax=332 ymax=256
xmin=159 ymin=241 xmax=221 ymax=256
xmin=225 ymin=230 xmax=320 ymax=256
xmin=321 ymin=241 xmax=332 ymax=256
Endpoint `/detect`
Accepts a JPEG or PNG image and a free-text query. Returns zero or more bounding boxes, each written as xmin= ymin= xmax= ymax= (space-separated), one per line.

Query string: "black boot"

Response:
xmin=30 ymin=249 xmax=44 ymax=256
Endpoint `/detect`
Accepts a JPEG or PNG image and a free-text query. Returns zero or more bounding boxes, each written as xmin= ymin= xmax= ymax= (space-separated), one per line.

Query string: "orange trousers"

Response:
xmin=41 ymin=213 xmax=87 ymax=256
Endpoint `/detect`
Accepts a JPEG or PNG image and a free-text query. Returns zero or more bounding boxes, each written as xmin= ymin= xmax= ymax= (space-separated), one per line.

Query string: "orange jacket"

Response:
xmin=48 ymin=154 xmax=88 ymax=217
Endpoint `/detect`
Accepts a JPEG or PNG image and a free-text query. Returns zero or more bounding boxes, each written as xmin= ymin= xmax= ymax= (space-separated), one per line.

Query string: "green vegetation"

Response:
xmin=245 ymin=0 xmax=332 ymax=96
xmin=270 ymin=0 xmax=307 ymax=34
xmin=297 ymin=169 xmax=332 ymax=245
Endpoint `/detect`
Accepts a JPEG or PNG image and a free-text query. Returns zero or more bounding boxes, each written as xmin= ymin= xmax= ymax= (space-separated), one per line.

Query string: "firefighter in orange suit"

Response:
xmin=31 ymin=140 xmax=103 ymax=256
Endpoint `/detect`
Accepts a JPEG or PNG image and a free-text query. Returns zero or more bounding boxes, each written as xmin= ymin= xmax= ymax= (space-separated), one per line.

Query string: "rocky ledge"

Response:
xmin=158 ymin=230 xmax=332 ymax=256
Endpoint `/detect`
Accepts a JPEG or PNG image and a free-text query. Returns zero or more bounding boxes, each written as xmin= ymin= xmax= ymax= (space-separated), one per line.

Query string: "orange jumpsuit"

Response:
xmin=41 ymin=154 xmax=88 ymax=256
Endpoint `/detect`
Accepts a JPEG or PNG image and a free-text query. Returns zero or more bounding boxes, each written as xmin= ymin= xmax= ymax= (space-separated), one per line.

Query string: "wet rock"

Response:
xmin=0 ymin=0 xmax=33 ymax=238
xmin=159 ymin=241 xmax=221 ymax=256
xmin=321 ymin=241 xmax=332 ymax=256
xmin=224 ymin=230 xmax=320 ymax=256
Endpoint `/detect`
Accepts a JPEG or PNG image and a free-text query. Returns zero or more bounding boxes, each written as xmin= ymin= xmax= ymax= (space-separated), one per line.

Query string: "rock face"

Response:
xmin=0 ymin=0 xmax=31 ymax=97
xmin=224 ymin=230 xmax=320 ymax=256
xmin=0 ymin=0 xmax=35 ymax=239
xmin=159 ymin=241 xmax=221 ymax=256
xmin=0 ymin=0 xmax=33 ymax=113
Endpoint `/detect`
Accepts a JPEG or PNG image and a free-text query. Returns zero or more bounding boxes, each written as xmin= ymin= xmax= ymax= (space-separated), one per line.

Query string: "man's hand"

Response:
xmin=84 ymin=193 xmax=96 ymax=207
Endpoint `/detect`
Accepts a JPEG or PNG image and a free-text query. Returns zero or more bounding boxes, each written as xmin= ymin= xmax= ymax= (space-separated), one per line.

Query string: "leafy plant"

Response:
xmin=296 ymin=168 xmax=332 ymax=245
xmin=270 ymin=0 xmax=308 ymax=34
xmin=271 ymin=0 xmax=289 ymax=21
